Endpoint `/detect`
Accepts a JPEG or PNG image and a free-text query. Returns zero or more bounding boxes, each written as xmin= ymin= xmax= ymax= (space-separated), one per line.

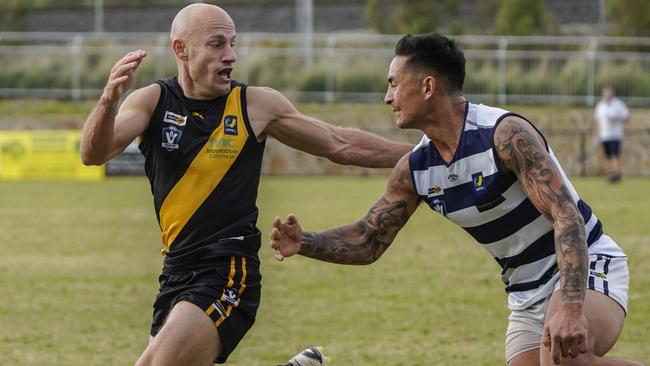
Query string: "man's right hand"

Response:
xmin=270 ymin=214 xmax=304 ymax=261
xmin=80 ymin=50 xmax=156 ymax=166
xmin=103 ymin=50 xmax=147 ymax=103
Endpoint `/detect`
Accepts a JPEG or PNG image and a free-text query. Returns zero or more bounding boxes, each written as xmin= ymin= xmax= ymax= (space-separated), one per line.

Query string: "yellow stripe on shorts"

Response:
xmin=216 ymin=256 xmax=247 ymax=327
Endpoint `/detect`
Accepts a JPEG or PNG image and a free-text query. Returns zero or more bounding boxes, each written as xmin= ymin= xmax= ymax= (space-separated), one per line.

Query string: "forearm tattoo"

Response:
xmin=495 ymin=121 xmax=588 ymax=303
xmin=299 ymin=198 xmax=409 ymax=265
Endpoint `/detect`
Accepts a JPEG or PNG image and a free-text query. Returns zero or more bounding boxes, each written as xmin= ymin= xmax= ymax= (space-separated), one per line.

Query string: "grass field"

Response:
xmin=0 ymin=176 xmax=648 ymax=365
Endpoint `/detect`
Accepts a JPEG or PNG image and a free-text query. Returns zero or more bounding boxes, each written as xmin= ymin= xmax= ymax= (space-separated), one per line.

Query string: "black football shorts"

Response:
xmin=150 ymin=255 xmax=261 ymax=363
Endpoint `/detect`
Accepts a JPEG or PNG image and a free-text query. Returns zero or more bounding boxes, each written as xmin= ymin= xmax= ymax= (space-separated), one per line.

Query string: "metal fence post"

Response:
xmin=296 ymin=0 xmax=314 ymax=66
xmin=71 ymin=34 xmax=83 ymax=100
xmin=238 ymin=35 xmax=250 ymax=84
xmin=580 ymin=128 xmax=587 ymax=176
xmin=94 ymin=0 xmax=104 ymax=34
xmin=498 ymin=38 xmax=508 ymax=105
xmin=155 ymin=34 xmax=167 ymax=81
xmin=325 ymin=35 xmax=336 ymax=103
xmin=586 ymin=38 xmax=598 ymax=106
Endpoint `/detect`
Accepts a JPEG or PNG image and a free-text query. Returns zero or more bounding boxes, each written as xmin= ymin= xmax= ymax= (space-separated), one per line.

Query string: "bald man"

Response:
xmin=80 ymin=3 xmax=410 ymax=366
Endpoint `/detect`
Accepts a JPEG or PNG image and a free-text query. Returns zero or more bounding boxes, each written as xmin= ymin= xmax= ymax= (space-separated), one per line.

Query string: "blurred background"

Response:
xmin=3 ymin=0 xmax=650 ymax=104
xmin=0 ymin=1 xmax=649 ymax=365
xmin=0 ymin=0 xmax=650 ymax=178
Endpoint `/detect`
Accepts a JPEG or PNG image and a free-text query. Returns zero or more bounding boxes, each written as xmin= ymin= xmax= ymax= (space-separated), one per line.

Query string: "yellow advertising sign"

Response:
xmin=0 ymin=130 xmax=104 ymax=181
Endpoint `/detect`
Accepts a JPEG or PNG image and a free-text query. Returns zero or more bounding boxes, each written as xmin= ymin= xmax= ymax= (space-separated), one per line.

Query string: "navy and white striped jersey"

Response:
xmin=409 ymin=102 xmax=625 ymax=310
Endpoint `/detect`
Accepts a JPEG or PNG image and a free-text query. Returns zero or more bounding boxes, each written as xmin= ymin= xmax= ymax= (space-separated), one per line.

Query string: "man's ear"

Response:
xmin=423 ymin=75 xmax=436 ymax=99
xmin=172 ymin=38 xmax=188 ymax=61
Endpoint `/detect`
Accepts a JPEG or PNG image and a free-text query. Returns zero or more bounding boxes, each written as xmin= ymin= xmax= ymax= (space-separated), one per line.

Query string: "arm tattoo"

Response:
xmin=299 ymin=198 xmax=408 ymax=264
xmin=495 ymin=121 xmax=588 ymax=303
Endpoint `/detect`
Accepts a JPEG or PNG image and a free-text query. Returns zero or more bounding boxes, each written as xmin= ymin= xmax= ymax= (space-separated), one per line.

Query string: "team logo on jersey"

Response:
xmin=431 ymin=199 xmax=447 ymax=216
xmin=223 ymin=115 xmax=238 ymax=135
xmin=427 ymin=185 xmax=443 ymax=197
xmin=161 ymin=126 xmax=183 ymax=151
xmin=448 ymin=174 xmax=459 ymax=182
xmin=472 ymin=172 xmax=486 ymax=192
xmin=163 ymin=111 xmax=187 ymax=126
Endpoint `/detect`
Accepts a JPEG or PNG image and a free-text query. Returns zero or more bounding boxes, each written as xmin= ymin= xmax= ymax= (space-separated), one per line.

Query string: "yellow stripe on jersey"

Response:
xmin=158 ymin=86 xmax=249 ymax=252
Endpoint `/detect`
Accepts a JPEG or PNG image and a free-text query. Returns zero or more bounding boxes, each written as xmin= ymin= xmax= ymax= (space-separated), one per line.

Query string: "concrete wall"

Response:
xmin=5 ymin=107 xmax=648 ymax=177
xmin=23 ymin=2 xmax=368 ymax=33
xmin=19 ymin=0 xmax=601 ymax=34
xmin=260 ymin=109 xmax=650 ymax=177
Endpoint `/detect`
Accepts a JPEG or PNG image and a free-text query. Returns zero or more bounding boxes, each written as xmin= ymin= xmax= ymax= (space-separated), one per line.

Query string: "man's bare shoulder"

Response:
xmin=245 ymin=86 xmax=289 ymax=110
xmin=388 ymin=153 xmax=416 ymax=193
xmin=121 ymin=83 xmax=162 ymax=110
xmin=246 ymin=86 xmax=284 ymax=105
xmin=131 ymin=83 xmax=161 ymax=101
xmin=245 ymin=85 xmax=297 ymax=132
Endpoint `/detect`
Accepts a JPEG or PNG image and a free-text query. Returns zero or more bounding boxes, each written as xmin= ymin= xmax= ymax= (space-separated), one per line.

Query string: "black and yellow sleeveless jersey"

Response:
xmin=139 ymin=77 xmax=265 ymax=267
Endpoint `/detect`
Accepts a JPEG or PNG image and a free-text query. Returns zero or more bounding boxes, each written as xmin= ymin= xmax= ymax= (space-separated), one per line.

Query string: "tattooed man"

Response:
xmin=270 ymin=33 xmax=643 ymax=366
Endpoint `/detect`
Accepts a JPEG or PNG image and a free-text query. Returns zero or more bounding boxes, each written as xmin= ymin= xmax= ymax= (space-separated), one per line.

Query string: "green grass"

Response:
xmin=0 ymin=176 xmax=648 ymax=365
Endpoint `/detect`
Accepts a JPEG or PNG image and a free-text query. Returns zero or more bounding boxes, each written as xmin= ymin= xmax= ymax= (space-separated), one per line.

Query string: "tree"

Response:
xmin=365 ymin=0 xmax=462 ymax=34
xmin=472 ymin=0 xmax=500 ymax=34
xmin=606 ymin=0 xmax=650 ymax=36
xmin=494 ymin=0 xmax=556 ymax=36
xmin=0 ymin=0 xmax=28 ymax=31
xmin=365 ymin=0 xmax=391 ymax=34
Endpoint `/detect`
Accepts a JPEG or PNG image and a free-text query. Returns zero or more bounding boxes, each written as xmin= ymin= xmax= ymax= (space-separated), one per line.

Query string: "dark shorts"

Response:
xmin=150 ymin=255 xmax=261 ymax=364
xmin=602 ymin=140 xmax=621 ymax=158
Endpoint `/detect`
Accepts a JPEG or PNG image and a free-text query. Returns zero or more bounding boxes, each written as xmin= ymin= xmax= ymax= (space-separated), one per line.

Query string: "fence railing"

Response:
xmin=1 ymin=32 xmax=650 ymax=106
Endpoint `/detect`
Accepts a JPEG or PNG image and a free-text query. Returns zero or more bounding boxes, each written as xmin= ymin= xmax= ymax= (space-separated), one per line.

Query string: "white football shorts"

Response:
xmin=504 ymin=253 xmax=629 ymax=363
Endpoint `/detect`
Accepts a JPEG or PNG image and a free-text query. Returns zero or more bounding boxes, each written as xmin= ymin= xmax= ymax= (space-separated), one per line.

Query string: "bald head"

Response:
xmin=170 ymin=3 xmax=235 ymax=41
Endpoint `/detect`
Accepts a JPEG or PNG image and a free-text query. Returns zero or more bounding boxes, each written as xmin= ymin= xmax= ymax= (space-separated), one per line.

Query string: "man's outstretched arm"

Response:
xmin=270 ymin=154 xmax=419 ymax=264
xmin=247 ymin=86 xmax=413 ymax=168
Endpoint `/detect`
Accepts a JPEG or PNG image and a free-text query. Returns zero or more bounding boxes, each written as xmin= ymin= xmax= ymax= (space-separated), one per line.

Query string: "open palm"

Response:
xmin=270 ymin=214 xmax=303 ymax=261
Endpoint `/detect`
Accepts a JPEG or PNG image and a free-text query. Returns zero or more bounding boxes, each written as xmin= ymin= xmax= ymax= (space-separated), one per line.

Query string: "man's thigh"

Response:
xmin=509 ymin=290 xmax=626 ymax=366
xmin=509 ymin=254 xmax=628 ymax=365
xmin=505 ymin=299 xmax=548 ymax=365
xmin=540 ymin=289 xmax=625 ymax=365
xmin=137 ymin=300 xmax=221 ymax=366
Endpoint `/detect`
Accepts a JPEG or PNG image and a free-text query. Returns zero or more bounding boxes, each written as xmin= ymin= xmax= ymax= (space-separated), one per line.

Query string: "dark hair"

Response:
xmin=395 ymin=33 xmax=466 ymax=93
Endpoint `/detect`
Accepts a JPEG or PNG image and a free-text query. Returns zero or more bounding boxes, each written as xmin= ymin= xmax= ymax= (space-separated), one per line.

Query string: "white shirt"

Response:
xmin=594 ymin=97 xmax=629 ymax=141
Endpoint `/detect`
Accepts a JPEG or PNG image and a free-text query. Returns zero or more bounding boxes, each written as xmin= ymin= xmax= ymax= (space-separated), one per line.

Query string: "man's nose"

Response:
xmin=223 ymin=45 xmax=237 ymax=63
xmin=384 ymin=92 xmax=393 ymax=105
